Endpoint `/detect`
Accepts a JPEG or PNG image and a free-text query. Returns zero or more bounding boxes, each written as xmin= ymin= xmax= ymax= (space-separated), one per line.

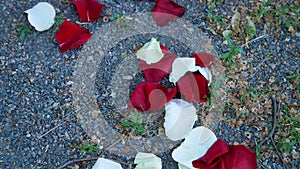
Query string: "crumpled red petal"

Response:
xmin=140 ymin=45 xmax=176 ymax=82
xmin=191 ymin=53 xmax=214 ymax=67
xmin=71 ymin=0 xmax=105 ymax=22
xmin=176 ymin=72 xmax=209 ymax=103
xmin=192 ymin=139 xmax=257 ymax=169
xmin=55 ymin=19 xmax=92 ymax=52
xmin=152 ymin=0 xmax=185 ymax=26
xmin=128 ymin=82 xmax=177 ymax=112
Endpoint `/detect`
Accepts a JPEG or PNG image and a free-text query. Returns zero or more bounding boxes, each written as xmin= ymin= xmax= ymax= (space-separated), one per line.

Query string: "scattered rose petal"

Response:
xmin=92 ymin=158 xmax=123 ymax=169
xmin=25 ymin=2 xmax=56 ymax=31
xmin=136 ymin=38 xmax=164 ymax=64
xmin=169 ymin=58 xmax=197 ymax=84
xmin=152 ymin=0 xmax=185 ymax=26
xmin=164 ymin=99 xmax=197 ymax=141
xmin=55 ymin=19 xmax=92 ymax=52
xmin=172 ymin=126 xmax=217 ymax=169
xmin=177 ymin=72 xmax=209 ymax=103
xmin=191 ymin=53 xmax=214 ymax=68
xmin=128 ymin=82 xmax=177 ymax=112
xmin=192 ymin=139 xmax=257 ymax=169
xmin=134 ymin=152 xmax=162 ymax=169
xmin=140 ymin=45 xmax=176 ymax=82
xmin=71 ymin=0 xmax=105 ymax=22
xmin=178 ymin=163 xmax=191 ymax=169
xmin=195 ymin=66 xmax=210 ymax=82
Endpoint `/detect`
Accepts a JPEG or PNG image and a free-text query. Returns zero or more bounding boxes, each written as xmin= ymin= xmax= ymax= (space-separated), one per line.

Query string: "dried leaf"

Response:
xmin=231 ymin=12 xmax=241 ymax=33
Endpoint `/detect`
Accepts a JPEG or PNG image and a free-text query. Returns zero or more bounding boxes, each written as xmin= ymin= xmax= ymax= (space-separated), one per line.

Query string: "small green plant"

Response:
xmin=255 ymin=139 xmax=262 ymax=161
xmin=208 ymin=77 xmax=221 ymax=106
xmin=240 ymin=92 xmax=247 ymax=102
xmin=277 ymin=137 xmax=295 ymax=152
xmin=17 ymin=24 xmax=32 ymax=41
xmin=248 ymin=87 xmax=272 ymax=99
xmin=55 ymin=17 xmax=64 ymax=25
xmin=249 ymin=87 xmax=259 ymax=99
xmin=221 ymin=34 xmax=243 ymax=67
xmin=210 ymin=15 xmax=225 ymax=25
xmin=244 ymin=18 xmax=256 ymax=41
xmin=207 ymin=1 xmax=225 ymax=25
xmin=286 ymin=72 xmax=299 ymax=79
xmin=121 ymin=110 xmax=145 ymax=134
xmin=114 ymin=15 xmax=132 ymax=29
xmin=253 ymin=1 xmax=271 ymax=22
xmin=272 ymin=4 xmax=300 ymax=30
xmin=54 ymin=17 xmax=64 ymax=32
xmin=109 ymin=13 xmax=125 ymax=21
xmin=76 ymin=142 xmax=101 ymax=155
xmin=276 ymin=106 xmax=300 ymax=153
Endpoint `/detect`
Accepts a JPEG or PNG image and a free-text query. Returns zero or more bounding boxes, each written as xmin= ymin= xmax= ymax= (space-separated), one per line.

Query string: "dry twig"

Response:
xmin=258 ymin=96 xmax=286 ymax=168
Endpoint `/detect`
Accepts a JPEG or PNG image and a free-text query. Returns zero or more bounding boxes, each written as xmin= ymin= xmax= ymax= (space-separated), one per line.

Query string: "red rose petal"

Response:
xmin=192 ymin=139 xmax=257 ymax=169
xmin=191 ymin=53 xmax=214 ymax=67
xmin=152 ymin=0 xmax=185 ymax=26
xmin=71 ymin=0 xmax=105 ymax=22
xmin=140 ymin=45 xmax=176 ymax=82
xmin=55 ymin=19 xmax=92 ymax=52
xmin=192 ymin=139 xmax=228 ymax=169
xmin=177 ymin=72 xmax=209 ymax=103
xmin=129 ymin=82 xmax=177 ymax=112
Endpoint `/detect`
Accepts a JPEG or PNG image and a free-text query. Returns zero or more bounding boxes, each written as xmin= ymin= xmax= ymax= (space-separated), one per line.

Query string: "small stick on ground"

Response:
xmin=241 ymin=35 xmax=268 ymax=48
xmin=258 ymin=96 xmax=277 ymax=147
xmin=258 ymin=96 xmax=286 ymax=168
xmin=39 ymin=104 xmax=83 ymax=139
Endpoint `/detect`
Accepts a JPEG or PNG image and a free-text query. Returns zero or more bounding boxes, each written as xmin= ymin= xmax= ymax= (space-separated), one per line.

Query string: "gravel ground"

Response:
xmin=0 ymin=0 xmax=299 ymax=169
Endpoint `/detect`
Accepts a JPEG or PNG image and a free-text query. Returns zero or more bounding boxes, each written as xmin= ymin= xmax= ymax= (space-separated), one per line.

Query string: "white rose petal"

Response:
xmin=92 ymin=158 xmax=123 ymax=169
xmin=178 ymin=163 xmax=192 ymax=169
xmin=134 ymin=152 xmax=162 ymax=169
xmin=136 ymin=38 xmax=164 ymax=64
xmin=195 ymin=66 xmax=212 ymax=86
xmin=169 ymin=58 xmax=197 ymax=83
xmin=25 ymin=2 xmax=56 ymax=31
xmin=172 ymin=126 xmax=217 ymax=169
xmin=164 ymin=99 xmax=197 ymax=141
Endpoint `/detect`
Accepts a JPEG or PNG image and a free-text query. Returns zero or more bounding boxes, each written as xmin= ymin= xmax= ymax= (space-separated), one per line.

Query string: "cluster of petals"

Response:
xmin=26 ymin=0 xmax=186 ymax=52
xmin=129 ymin=39 xmax=214 ymax=112
xmin=172 ymin=127 xmax=257 ymax=169
xmin=25 ymin=0 xmax=105 ymax=52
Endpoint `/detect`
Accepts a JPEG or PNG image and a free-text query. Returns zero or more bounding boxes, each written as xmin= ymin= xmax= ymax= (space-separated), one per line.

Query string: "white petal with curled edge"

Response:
xmin=195 ymin=66 xmax=212 ymax=86
xmin=136 ymin=38 xmax=164 ymax=64
xmin=178 ymin=163 xmax=192 ymax=169
xmin=92 ymin=158 xmax=123 ymax=169
xmin=172 ymin=126 xmax=217 ymax=169
xmin=169 ymin=58 xmax=197 ymax=83
xmin=164 ymin=99 xmax=197 ymax=141
xmin=25 ymin=2 xmax=56 ymax=31
xmin=134 ymin=152 xmax=162 ymax=169
xmin=195 ymin=66 xmax=209 ymax=81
